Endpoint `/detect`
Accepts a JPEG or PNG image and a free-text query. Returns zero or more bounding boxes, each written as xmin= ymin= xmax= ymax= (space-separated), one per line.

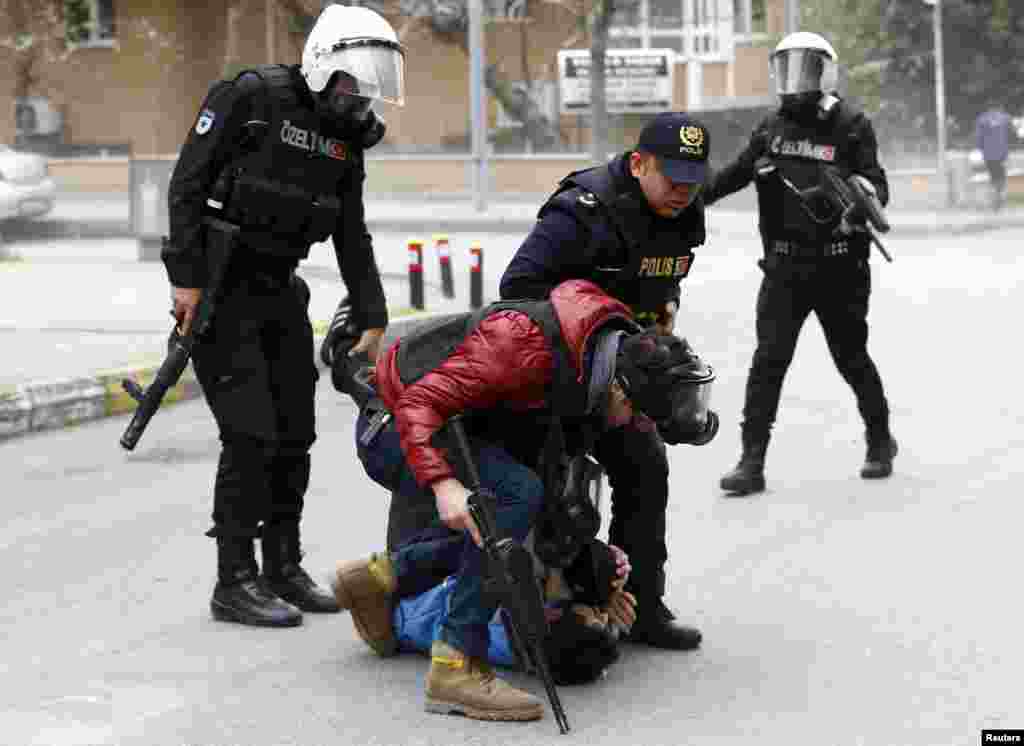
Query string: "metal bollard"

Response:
xmin=408 ymin=238 xmax=424 ymax=310
xmin=469 ymin=240 xmax=483 ymax=309
xmin=434 ymin=233 xmax=455 ymax=299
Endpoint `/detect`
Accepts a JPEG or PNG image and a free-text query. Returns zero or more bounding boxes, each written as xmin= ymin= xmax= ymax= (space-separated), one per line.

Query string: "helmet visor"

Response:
xmin=770 ymin=49 xmax=837 ymax=95
xmin=666 ymin=373 xmax=713 ymax=429
xmin=321 ymin=39 xmax=405 ymax=106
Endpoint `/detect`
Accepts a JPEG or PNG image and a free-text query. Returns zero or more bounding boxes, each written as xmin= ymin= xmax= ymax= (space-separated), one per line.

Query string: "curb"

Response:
xmin=0 ymin=308 xmax=458 ymax=444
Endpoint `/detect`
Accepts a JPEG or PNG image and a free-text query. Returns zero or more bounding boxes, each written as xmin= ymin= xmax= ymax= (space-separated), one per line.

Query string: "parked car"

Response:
xmin=0 ymin=144 xmax=56 ymax=221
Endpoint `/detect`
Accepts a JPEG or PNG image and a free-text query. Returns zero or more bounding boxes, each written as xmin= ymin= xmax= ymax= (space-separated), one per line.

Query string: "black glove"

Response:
xmin=359 ymin=110 xmax=386 ymax=149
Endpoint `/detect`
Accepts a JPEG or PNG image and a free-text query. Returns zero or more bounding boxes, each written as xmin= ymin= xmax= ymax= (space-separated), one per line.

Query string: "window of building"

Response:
xmin=66 ymin=0 xmax=116 ymax=47
xmin=733 ymin=0 xmax=766 ymax=38
xmin=609 ymin=0 xmax=732 ymax=58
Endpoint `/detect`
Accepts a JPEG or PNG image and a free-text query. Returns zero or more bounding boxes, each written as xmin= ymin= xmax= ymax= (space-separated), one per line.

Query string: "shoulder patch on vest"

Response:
xmin=195 ymin=108 xmax=215 ymax=135
xmin=577 ymin=191 xmax=598 ymax=208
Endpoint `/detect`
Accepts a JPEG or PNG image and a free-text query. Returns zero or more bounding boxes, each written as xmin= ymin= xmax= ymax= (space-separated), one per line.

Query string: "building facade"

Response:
xmin=1 ymin=0 xmax=791 ymax=151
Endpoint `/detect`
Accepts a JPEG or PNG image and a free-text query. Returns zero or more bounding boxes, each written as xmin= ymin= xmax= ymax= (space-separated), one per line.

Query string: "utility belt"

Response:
xmin=224 ymin=245 xmax=301 ymax=292
xmin=236 ymin=267 xmax=296 ymax=294
xmin=769 ymin=238 xmax=854 ymax=259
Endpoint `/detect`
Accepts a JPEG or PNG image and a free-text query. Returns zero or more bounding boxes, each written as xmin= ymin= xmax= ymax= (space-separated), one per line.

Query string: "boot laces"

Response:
xmin=468 ymin=658 xmax=499 ymax=690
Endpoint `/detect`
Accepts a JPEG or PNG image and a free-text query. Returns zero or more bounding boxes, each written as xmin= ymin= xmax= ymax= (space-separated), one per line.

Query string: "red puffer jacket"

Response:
xmin=376 ymin=279 xmax=633 ymax=487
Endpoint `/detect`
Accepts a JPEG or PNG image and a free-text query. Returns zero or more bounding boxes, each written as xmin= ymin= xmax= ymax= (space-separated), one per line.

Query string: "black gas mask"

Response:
xmin=615 ymin=332 xmax=718 ymax=446
xmin=318 ymin=71 xmax=374 ymax=126
xmin=533 ymin=452 xmax=605 ymax=569
xmin=779 ymin=91 xmax=824 ymax=122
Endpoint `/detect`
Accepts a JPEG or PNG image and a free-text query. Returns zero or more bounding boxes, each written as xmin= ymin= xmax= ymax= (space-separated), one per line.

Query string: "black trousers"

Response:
xmin=984 ymin=159 xmax=1008 ymax=194
xmin=191 ymin=270 xmax=318 ymax=540
xmin=741 ymin=254 xmax=890 ymax=444
xmin=593 ymin=422 xmax=670 ymax=602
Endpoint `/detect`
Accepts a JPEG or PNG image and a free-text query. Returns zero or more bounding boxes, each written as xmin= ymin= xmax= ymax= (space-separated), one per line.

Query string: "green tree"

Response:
xmin=881 ymin=0 xmax=1024 ymax=146
xmin=801 ymin=0 xmax=887 ymax=114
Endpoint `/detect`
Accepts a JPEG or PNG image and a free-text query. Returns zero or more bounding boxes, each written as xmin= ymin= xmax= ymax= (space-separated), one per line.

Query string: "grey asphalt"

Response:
xmin=0 ymin=225 xmax=1021 ymax=745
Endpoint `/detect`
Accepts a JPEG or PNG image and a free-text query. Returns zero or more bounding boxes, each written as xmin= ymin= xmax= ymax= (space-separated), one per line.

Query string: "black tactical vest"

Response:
xmin=755 ymin=103 xmax=862 ymax=247
xmin=396 ymin=299 xmax=594 ymax=419
xmin=225 ymin=65 xmax=358 ymax=259
xmin=547 ymin=162 xmax=704 ymax=323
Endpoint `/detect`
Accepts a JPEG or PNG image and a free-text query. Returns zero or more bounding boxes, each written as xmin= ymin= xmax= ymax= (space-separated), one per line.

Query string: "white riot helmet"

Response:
xmin=302 ymin=5 xmax=406 ymax=122
xmin=770 ymin=32 xmax=838 ymax=96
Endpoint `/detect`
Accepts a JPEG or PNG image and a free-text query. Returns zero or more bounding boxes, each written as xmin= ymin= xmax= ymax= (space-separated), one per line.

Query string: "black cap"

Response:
xmin=636 ymin=112 xmax=710 ymax=184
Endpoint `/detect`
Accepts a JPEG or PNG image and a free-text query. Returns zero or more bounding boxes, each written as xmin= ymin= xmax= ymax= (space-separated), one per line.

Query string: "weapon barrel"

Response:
xmin=118 ymin=340 xmax=190 ymax=450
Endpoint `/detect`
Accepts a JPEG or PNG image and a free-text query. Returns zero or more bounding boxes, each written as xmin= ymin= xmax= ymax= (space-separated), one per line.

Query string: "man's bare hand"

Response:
xmin=350 ymin=327 xmax=385 ymax=363
xmin=432 ymin=477 xmax=482 ymax=547
xmin=655 ymin=300 xmax=678 ymax=336
xmin=604 ymin=587 xmax=637 ymax=631
xmin=171 ymin=287 xmax=202 ymax=335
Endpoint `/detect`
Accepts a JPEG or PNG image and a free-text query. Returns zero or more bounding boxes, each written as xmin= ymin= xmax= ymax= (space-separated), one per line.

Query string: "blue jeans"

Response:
xmin=356 ymin=409 xmax=544 ymax=659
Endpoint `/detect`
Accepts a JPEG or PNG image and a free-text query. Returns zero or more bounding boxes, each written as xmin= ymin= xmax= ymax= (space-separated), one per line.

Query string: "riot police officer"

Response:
xmin=703 ymin=32 xmax=897 ymax=496
xmin=163 ymin=5 xmax=405 ymax=626
xmin=499 ymin=112 xmax=715 ymax=650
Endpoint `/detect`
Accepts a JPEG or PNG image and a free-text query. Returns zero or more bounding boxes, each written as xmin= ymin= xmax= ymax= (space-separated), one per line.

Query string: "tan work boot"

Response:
xmin=425 ymin=640 xmax=543 ymax=722
xmin=332 ymin=553 xmax=398 ymax=657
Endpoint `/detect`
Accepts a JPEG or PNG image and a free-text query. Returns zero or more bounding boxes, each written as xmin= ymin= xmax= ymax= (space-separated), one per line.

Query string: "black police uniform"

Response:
xmin=703 ymin=98 xmax=892 ymax=473
xmin=499 ymin=152 xmax=704 ymax=643
xmin=164 ymin=64 xmax=388 ymax=622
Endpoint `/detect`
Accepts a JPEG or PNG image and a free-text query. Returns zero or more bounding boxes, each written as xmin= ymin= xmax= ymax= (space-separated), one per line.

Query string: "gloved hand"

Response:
xmin=359 ymin=111 xmax=387 ymax=149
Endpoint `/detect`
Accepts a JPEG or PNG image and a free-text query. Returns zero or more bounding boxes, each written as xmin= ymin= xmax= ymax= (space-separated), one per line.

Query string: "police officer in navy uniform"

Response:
xmin=703 ymin=32 xmax=897 ymax=496
xmin=164 ymin=6 xmax=405 ymax=626
xmin=499 ymin=112 xmax=715 ymax=650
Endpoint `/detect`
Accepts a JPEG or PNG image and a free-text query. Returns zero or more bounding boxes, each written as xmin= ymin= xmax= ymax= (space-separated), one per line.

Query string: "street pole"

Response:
xmin=925 ymin=0 xmax=949 ymax=206
xmin=469 ymin=0 xmax=488 ymax=212
xmin=784 ymin=0 xmax=801 ymax=34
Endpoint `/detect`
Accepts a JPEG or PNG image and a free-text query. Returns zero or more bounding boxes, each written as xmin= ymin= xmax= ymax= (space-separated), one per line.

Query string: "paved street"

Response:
xmin=1 ymin=226 xmax=1022 ymax=745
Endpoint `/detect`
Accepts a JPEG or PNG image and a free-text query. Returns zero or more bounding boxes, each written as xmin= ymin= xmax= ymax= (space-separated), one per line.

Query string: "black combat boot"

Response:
xmin=211 ymin=537 xmax=303 ymax=627
xmin=262 ymin=523 xmax=341 ymax=613
xmin=720 ymin=435 xmax=768 ymax=496
xmin=625 ymin=598 xmax=703 ymax=651
xmin=861 ymin=432 xmax=898 ymax=479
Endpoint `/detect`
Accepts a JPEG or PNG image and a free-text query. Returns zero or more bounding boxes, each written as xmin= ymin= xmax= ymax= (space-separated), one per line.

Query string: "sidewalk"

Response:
xmin=4 ymin=191 xmax=1024 ymax=242
xmin=0 ymin=235 xmax=469 ymax=442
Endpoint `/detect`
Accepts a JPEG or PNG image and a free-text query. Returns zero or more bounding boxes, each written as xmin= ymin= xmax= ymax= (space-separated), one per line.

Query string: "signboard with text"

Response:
xmin=557 ymin=49 xmax=675 ymax=115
